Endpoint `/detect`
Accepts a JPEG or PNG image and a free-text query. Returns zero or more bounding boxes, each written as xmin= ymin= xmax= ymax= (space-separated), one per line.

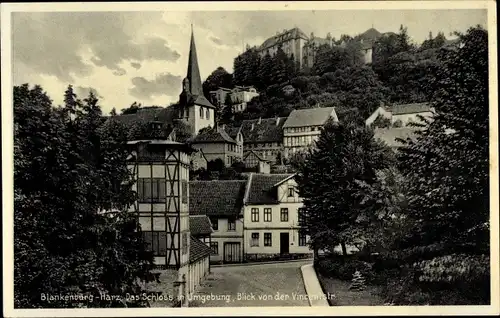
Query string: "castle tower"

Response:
xmin=178 ymin=26 xmax=215 ymax=135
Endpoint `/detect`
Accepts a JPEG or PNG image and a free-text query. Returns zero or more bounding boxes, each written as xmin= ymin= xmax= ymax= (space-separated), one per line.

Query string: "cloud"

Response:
xmin=12 ymin=12 xmax=178 ymax=83
xmin=74 ymin=86 xmax=104 ymax=100
xmin=210 ymin=36 xmax=224 ymax=46
xmin=130 ymin=62 xmax=142 ymax=69
xmin=129 ymin=73 xmax=182 ymax=100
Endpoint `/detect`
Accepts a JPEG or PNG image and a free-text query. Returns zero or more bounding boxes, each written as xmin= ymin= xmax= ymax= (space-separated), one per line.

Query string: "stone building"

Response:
xmin=257 ymin=27 xmax=309 ymax=68
xmin=302 ymin=32 xmax=333 ymax=69
xmin=366 ymin=103 xmax=434 ymax=127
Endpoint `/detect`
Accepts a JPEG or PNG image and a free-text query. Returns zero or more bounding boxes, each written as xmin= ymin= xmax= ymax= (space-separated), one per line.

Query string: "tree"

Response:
xmin=257 ymin=53 xmax=274 ymax=89
xmin=394 ymin=26 xmax=489 ymax=305
xmin=14 ymin=84 xmax=154 ymax=308
xmin=295 ymin=115 xmax=394 ymax=255
xmin=121 ymin=101 xmax=141 ymax=115
xmin=220 ymin=93 xmax=234 ymax=124
xmin=202 ymin=66 xmax=234 ymax=100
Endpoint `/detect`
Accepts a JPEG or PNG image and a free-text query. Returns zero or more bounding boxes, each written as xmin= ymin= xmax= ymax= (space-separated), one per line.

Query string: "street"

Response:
xmin=189 ymin=260 xmax=312 ymax=307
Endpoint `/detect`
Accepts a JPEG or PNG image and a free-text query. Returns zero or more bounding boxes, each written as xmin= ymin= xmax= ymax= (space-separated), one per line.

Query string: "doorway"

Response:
xmin=280 ymin=232 xmax=289 ymax=255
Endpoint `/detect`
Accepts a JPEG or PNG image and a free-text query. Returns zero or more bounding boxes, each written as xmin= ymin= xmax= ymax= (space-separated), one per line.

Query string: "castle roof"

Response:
xmin=259 ymin=27 xmax=308 ymax=51
xmin=283 ymin=107 xmax=337 ymax=128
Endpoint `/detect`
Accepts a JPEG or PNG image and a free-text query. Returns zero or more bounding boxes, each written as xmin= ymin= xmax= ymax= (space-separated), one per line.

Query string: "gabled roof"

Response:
xmin=239 ymin=117 xmax=287 ymax=144
xmin=189 ymin=235 xmax=212 ymax=263
xmin=189 ymin=128 xmax=237 ymax=144
xmin=243 ymin=150 xmax=271 ymax=163
xmin=259 ymin=27 xmax=308 ymax=51
xmin=189 ymin=215 xmax=213 ymax=236
xmin=246 ymin=173 xmax=294 ymax=205
xmin=225 ymin=126 xmax=242 ymax=140
xmin=391 ymin=103 xmax=431 ymax=115
xmin=189 ymin=180 xmax=247 ymax=217
xmin=374 ymin=127 xmax=418 ymax=148
xmin=283 ymin=107 xmax=337 ymax=128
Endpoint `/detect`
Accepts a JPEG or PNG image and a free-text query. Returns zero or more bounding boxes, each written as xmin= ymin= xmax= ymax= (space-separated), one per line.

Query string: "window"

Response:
xmin=299 ymin=233 xmax=307 ymax=246
xmin=251 ymin=233 xmax=259 ymax=246
xmin=264 ymin=233 xmax=272 ymax=246
xmin=200 ymin=106 xmax=204 ymax=118
xmin=210 ymin=242 xmax=219 ymax=255
xmin=298 ymin=208 xmax=306 ymax=226
xmin=228 ymin=218 xmax=236 ymax=231
xmin=288 ymin=186 xmax=295 ymax=197
xmin=264 ymin=208 xmax=272 ymax=222
xmin=142 ymin=231 xmax=167 ymax=256
xmin=251 ymin=208 xmax=259 ymax=222
xmin=211 ymin=218 xmax=218 ymax=231
xmin=206 ymin=108 xmax=210 ymax=119
xmin=280 ymin=208 xmax=289 ymax=222
xmin=137 ymin=178 xmax=166 ymax=203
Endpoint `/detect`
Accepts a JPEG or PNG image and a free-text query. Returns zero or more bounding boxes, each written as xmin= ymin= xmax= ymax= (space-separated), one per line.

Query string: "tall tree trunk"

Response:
xmin=341 ymin=242 xmax=348 ymax=256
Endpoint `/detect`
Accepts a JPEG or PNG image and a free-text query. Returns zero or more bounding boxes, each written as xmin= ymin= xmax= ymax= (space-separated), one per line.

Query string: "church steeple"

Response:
xmin=186 ymin=25 xmax=203 ymax=96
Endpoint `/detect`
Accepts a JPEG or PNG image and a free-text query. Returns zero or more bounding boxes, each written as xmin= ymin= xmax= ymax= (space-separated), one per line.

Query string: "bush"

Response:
xmin=314 ymin=255 xmax=374 ymax=282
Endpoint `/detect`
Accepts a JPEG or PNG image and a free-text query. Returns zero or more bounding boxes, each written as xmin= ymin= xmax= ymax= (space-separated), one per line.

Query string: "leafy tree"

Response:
xmin=257 ymin=53 xmax=273 ymax=89
xmin=202 ymin=66 xmax=234 ymax=100
xmin=295 ymin=115 xmax=394 ymax=255
xmin=14 ymin=84 xmax=154 ymax=308
xmin=220 ymin=93 xmax=234 ymax=124
xmin=121 ymin=101 xmax=142 ymax=115
xmin=394 ymin=26 xmax=489 ymax=305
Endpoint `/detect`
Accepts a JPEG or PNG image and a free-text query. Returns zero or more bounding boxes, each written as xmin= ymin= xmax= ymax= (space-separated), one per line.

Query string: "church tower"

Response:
xmin=178 ymin=26 xmax=215 ymax=135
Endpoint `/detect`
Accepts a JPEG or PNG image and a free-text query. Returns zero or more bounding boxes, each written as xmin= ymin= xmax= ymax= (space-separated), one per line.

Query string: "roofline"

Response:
xmin=272 ymin=173 xmax=297 ymax=188
xmin=242 ymin=173 xmax=253 ymax=206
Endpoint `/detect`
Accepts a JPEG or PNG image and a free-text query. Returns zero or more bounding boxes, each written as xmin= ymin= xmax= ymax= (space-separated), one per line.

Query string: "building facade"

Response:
xmin=366 ymin=103 xmax=434 ymax=127
xmin=243 ymin=150 xmax=271 ymax=174
xmin=302 ymin=32 xmax=333 ymax=69
xmin=242 ymin=173 xmax=313 ymax=260
xmin=257 ymin=27 xmax=309 ymax=68
xmin=189 ymin=127 xmax=243 ymax=166
xmin=239 ymin=117 xmax=287 ymax=164
xmin=231 ymin=86 xmax=260 ymax=112
xmin=283 ymin=107 xmax=338 ymax=157
xmin=189 ymin=180 xmax=248 ymax=264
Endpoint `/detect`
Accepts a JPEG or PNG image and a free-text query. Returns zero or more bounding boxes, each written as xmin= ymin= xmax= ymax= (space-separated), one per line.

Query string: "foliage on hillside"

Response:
xmin=14 ymin=84 xmax=154 ymax=308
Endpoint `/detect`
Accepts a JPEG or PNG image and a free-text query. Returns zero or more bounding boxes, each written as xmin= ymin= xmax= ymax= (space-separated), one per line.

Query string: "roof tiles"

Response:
xmin=189 ymin=180 xmax=247 ymax=217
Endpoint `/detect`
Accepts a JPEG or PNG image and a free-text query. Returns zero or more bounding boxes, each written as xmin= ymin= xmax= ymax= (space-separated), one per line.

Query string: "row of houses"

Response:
xmin=189 ymin=173 xmax=312 ymax=264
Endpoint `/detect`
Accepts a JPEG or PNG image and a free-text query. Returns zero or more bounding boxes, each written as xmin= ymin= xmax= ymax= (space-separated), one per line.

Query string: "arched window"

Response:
xmin=200 ymin=106 xmax=204 ymax=119
xmin=206 ymin=108 xmax=210 ymax=119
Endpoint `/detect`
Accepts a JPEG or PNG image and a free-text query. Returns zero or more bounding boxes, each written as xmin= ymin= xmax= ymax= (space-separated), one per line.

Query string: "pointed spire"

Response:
xmin=186 ymin=25 xmax=203 ymax=96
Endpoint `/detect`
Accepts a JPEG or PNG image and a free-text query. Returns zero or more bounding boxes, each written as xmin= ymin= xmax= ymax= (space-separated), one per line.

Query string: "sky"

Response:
xmin=10 ymin=7 xmax=487 ymax=114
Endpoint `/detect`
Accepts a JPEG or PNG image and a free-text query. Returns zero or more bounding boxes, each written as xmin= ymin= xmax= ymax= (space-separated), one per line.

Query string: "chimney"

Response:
xmin=258 ymin=117 xmax=262 ymax=124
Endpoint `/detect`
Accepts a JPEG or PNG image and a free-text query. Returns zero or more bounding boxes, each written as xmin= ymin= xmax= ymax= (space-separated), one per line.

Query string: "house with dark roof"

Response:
xmin=189 ymin=215 xmax=213 ymax=245
xmin=242 ymin=173 xmax=313 ymax=261
xmin=188 ymin=126 xmax=243 ymax=166
xmin=238 ymin=117 xmax=287 ymax=164
xmin=366 ymin=102 xmax=434 ymax=127
xmin=257 ymin=27 xmax=309 ymax=68
xmin=242 ymin=150 xmax=271 ymax=174
xmin=189 ymin=180 xmax=248 ymax=263
xmin=283 ymin=107 xmax=338 ymax=158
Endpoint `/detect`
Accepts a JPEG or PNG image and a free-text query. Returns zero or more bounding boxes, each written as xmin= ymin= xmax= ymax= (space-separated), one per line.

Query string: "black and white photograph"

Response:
xmin=2 ymin=1 xmax=498 ymax=316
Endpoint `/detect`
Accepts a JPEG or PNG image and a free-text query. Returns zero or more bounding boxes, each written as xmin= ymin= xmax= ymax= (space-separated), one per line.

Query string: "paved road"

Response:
xmin=189 ymin=260 xmax=312 ymax=307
